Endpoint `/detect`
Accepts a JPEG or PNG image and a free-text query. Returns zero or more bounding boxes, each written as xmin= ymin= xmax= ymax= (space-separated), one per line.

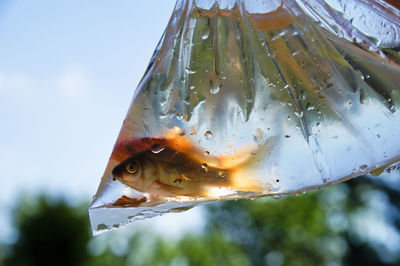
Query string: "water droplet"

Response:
xmin=160 ymin=97 xmax=168 ymax=106
xmin=208 ymin=79 xmax=222 ymax=95
xmin=204 ymin=131 xmax=213 ymax=139
xmin=201 ymin=30 xmax=210 ymax=39
xmin=360 ymin=90 xmax=369 ymax=104
xmin=184 ymin=96 xmax=191 ymax=105
xmin=201 ymin=163 xmax=208 ymax=173
xmin=253 ymin=128 xmax=264 ymax=144
xmin=204 ymin=151 xmax=210 ymax=155
xmin=359 ymin=164 xmax=368 ymax=171
xmin=210 ymin=85 xmax=220 ymax=94
xmin=176 ymin=112 xmax=184 ymax=120
xmin=185 ymin=68 xmax=196 ymax=74
xmin=295 ymin=111 xmax=304 ymax=118
xmin=306 ymin=103 xmax=315 ymax=111
xmin=150 ymin=143 xmax=165 ymax=154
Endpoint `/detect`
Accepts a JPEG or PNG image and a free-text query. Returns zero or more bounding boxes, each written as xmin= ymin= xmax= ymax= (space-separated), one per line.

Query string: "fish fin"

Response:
xmin=112 ymin=196 xmax=147 ymax=207
xmin=229 ymin=168 xmax=266 ymax=193
xmin=163 ymin=127 xmax=275 ymax=170
xmin=218 ymin=137 xmax=276 ymax=169
xmin=164 ymin=127 xmax=199 ymax=153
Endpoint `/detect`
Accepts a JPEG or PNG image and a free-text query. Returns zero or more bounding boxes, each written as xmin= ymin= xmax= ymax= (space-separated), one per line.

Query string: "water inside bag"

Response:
xmin=89 ymin=0 xmax=400 ymax=235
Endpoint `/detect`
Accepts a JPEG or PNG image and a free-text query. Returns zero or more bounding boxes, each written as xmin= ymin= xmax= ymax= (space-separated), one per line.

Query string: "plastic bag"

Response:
xmin=89 ymin=0 xmax=400 ymax=235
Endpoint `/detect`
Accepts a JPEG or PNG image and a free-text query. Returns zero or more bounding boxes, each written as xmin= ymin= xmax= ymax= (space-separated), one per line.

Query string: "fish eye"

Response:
xmin=126 ymin=162 xmax=138 ymax=174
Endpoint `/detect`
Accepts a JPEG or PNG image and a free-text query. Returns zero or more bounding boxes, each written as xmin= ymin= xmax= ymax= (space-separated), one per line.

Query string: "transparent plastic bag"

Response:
xmin=89 ymin=0 xmax=400 ymax=235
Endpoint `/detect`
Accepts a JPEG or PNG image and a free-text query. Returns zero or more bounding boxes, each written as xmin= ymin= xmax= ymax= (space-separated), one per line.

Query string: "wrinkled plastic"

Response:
xmin=89 ymin=0 xmax=400 ymax=235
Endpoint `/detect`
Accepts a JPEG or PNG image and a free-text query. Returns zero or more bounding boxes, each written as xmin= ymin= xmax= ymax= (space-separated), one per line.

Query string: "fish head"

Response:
xmin=112 ymin=151 xmax=156 ymax=190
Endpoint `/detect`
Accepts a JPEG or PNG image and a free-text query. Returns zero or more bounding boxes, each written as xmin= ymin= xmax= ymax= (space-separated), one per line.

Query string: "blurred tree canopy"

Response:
xmin=3 ymin=196 xmax=91 ymax=266
xmin=206 ymin=177 xmax=400 ymax=265
xmin=1 ymin=175 xmax=400 ymax=266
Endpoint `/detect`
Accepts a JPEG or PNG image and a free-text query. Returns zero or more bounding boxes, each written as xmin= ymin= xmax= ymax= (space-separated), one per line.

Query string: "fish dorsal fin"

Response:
xmin=163 ymin=127 xmax=270 ymax=169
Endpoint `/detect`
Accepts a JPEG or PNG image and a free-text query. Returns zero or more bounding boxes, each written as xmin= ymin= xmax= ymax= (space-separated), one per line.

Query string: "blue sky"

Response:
xmin=0 ymin=0 xmax=204 ymax=242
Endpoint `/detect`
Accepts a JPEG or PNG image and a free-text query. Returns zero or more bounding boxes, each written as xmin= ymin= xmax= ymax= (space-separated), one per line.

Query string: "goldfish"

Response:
xmin=112 ymin=128 xmax=271 ymax=198
xmin=112 ymin=146 xmax=230 ymax=197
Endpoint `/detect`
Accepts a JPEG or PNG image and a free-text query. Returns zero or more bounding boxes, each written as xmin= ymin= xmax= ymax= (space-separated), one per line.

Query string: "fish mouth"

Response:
xmin=111 ymin=168 xmax=121 ymax=182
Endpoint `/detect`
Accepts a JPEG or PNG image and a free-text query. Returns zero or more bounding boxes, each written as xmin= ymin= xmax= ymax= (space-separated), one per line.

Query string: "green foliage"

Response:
xmin=4 ymin=195 xmax=91 ymax=266
xmin=2 ymin=176 xmax=400 ymax=266
xmin=206 ymin=192 xmax=335 ymax=265
xmin=175 ymin=233 xmax=250 ymax=266
xmin=205 ymin=177 xmax=400 ymax=266
xmin=88 ymin=230 xmax=249 ymax=266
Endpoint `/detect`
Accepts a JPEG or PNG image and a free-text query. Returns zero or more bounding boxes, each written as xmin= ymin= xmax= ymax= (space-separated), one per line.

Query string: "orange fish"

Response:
xmin=112 ymin=128 xmax=270 ymax=198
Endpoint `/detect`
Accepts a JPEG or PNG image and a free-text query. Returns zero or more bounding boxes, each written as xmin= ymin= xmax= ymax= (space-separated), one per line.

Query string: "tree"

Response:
xmin=204 ymin=176 xmax=400 ymax=265
xmin=3 ymin=194 xmax=249 ymax=266
xmin=4 ymin=174 xmax=400 ymax=266
xmin=4 ymin=195 xmax=91 ymax=266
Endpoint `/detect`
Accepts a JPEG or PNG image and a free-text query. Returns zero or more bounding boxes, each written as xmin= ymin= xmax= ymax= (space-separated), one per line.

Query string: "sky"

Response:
xmin=0 ymin=0 xmax=204 ymax=242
